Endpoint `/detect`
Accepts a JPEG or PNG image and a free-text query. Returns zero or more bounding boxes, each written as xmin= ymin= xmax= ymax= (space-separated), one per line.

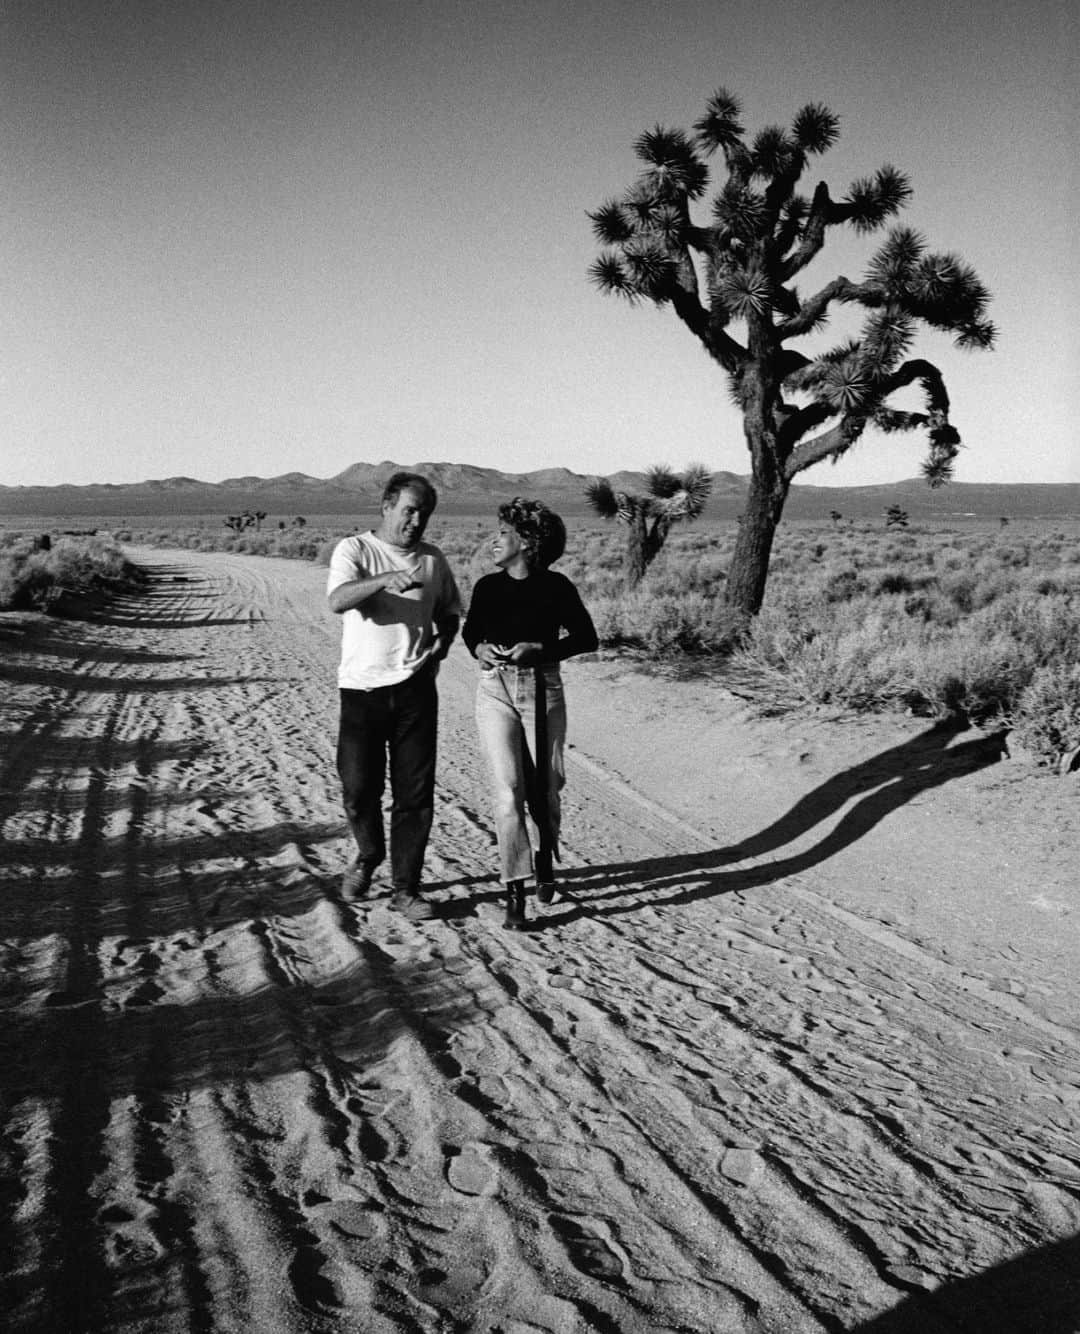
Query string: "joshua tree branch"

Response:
xmin=670 ymin=287 xmax=746 ymax=370
xmin=777 ymin=400 xmax=833 ymax=450
xmin=877 ymin=358 xmax=951 ymax=415
xmin=779 ymin=181 xmax=842 ymax=277
xmin=776 ymin=277 xmax=865 ymax=338
xmin=784 ymin=417 xmax=867 ymax=478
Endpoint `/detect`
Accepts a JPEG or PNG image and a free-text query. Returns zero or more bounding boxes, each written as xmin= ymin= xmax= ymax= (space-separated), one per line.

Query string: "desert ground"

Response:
xmin=2 ymin=546 xmax=1079 ymax=1333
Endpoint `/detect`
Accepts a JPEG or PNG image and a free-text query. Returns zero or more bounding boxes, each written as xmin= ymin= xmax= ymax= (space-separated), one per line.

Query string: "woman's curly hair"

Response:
xmin=498 ymin=497 xmax=566 ymax=569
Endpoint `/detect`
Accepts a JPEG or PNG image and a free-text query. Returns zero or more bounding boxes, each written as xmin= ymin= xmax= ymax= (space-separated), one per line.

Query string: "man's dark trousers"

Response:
xmin=337 ymin=668 xmax=437 ymax=893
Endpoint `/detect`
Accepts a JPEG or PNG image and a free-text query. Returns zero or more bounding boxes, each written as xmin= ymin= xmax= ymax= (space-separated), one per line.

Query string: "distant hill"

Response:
xmin=1 ymin=462 xmax=1078 ymax=523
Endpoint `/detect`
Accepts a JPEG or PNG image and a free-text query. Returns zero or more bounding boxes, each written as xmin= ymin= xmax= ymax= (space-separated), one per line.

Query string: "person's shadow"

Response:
xmin=852 ymin=1231 xmax=1080 ymax=1333
xmin=531 ymin=719 xmax=1009 ymax=926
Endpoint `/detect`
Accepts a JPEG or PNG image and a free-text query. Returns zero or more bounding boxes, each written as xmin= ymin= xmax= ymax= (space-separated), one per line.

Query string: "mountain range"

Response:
xmin=2 ymin=460 xmax=1079 ymax=522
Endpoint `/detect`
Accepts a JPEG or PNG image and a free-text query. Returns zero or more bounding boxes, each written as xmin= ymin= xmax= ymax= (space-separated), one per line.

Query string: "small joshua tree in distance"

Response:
xmin=585 ymin=463 xmax=712 ymax=586
xmin=884 ymin=504 xmax=910 ymax=528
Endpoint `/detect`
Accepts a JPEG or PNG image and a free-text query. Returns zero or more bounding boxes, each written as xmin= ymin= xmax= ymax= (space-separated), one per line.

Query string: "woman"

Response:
xmin=463 ymin=498 xmax=598 ymax=929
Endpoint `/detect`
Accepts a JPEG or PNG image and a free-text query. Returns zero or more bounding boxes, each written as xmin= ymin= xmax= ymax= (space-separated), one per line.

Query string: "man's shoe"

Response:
xmin=341 ymin=859 xmax=375 ymax=901
xmin=390 ymin=890 xmax=436 ymax=922
xmin=536 ymin=880 xmax=556 ymax=905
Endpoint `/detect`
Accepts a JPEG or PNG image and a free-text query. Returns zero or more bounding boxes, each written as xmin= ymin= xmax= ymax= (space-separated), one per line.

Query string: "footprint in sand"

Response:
xmin=446 ymin=1142 xmax=499 ymax=1196
xmin=314 ymin=1199 xmax=385 ymax=1241
xmin=475 ymin=1074 xmax=510 ymax=1107
xmin=549 ymin=1214 xmax=625 ymax=1281
xmin=414 ymin=1261 xmax=490 ymax=1310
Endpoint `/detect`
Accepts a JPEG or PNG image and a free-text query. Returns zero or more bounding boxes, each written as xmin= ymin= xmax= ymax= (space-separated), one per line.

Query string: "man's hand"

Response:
xmin=327 ymin=566 xmax=420 ymax=614
xmin=381 ymin=568 xmax=421 ymax=594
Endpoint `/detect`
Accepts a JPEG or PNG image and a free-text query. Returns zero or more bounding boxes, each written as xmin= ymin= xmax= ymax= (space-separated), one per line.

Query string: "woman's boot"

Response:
xmin=534 ymin=847 xmax=555 ymax=904
xmin=504 ymin=879 xmax=527 ymax=930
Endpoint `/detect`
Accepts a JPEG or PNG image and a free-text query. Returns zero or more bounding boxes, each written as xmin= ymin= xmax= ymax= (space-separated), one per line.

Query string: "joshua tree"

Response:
xmin=829 ymin=509 xmax=843 ymax=527
xmin=589 ymin=87 xmax=994 ymax=619
xmin=585 ymin=463 xmax=712 ymax=586
xmin=884 ymin=504 xmax=910 ymax=528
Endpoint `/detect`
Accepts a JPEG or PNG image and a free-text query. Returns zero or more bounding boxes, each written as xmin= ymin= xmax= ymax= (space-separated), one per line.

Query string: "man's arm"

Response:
xmin=327 ymin=567 xmax=420 ymax=614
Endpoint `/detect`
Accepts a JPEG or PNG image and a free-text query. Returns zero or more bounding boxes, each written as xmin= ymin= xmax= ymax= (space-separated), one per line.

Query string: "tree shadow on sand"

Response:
xmin=0 ymin=895 xmax=486 ymax=1331
xmin=0 ymin=626 xmax=198 ymax=666
xmin=0 ymin=656 xmax=286 ymax=689
xmin=0 ymin=817 xmax=348 ymax=939
xmin=0 ymin=910 xmax=484 ymax=1105
xmin=852 ymin=1231 xmax=1080 ymax=1333
xmin=534 ymin=720 xmax=1009 ymax=927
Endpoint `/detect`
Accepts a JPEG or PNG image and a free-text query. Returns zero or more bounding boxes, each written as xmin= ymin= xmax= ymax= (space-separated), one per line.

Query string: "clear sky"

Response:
xmin=2 ymin=0 xmax=1076 ymax=489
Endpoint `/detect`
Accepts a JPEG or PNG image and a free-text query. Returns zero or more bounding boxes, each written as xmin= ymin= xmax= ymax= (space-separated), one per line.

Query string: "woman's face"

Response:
xmin=490 ymin=521 xmax=525 ymax=568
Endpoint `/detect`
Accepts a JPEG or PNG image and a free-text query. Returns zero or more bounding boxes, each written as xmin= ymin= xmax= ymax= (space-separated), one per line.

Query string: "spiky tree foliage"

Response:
xmin=585 ymin=464 xmax=712 ymax=586
xmin=589 ymin=88 xmax=995 ymax=618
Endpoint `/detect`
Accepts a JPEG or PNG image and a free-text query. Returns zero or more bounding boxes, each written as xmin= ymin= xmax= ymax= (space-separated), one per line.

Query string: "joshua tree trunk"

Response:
xmin=625 ymin=513 xmax=649 ymax=586
xmin=724 ymin=421 xmax=789 ymax=618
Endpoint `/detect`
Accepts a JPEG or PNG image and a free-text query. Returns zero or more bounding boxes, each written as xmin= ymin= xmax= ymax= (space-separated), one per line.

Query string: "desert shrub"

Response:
xmin=315 ymin=537 xmax=339 ymax=566
xmin=0 ymin=535 xmax=140 ymax=611
xmin=272 ymin=531 xmax=322 ymax=561
xmin=900 ymin=632 xmax=1026 ymax=722
xmin=1009 ymin=664 xmax=1080 ymax=767
xmin=937 ymin=569 xmax=978 ymax=614
xmin=875 ymin=570 xmax=915 ymax=595
xmin=822 ymin=568 xmax=868 ymax=603
xmin=731 ymin=601 xmax=911 ymax=712
xmin=995 ymin=544 xmax=1031 ymax=568
xmin=588 ymin=583 xmax=743 ymax=656
xmin=0 ymin=553 xmax=31 ymax=607
xmin=978 ymin=592 xmax=1080 ymax=667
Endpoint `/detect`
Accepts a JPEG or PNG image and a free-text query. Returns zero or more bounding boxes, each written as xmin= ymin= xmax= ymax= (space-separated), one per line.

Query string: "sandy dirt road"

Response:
xmin=1 ymin=547 xmax=1079 ymax=1333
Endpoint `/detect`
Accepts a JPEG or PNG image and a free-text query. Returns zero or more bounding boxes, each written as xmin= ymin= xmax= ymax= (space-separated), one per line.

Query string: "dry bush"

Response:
xmin=1009 ymin=664 xmax=1080 ymax=766
xmin=0 ymin=535 xmax=140 ymax=611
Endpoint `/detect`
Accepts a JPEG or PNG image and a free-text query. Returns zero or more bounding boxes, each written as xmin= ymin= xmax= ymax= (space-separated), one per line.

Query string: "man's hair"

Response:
xmin=381 ymin=471 xmax=438 ymax=512
xmin=498 ymin=497 xmax=566 ymax=569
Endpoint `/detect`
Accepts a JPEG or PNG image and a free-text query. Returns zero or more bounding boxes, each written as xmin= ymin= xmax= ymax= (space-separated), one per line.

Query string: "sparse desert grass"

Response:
xmin=723 ymin=525 xmax=1080 ymax=764
xmin=0 ymin=533 xmax=141 ymax=611
xmin=11 ymin=516 xmax=1079 ymax=765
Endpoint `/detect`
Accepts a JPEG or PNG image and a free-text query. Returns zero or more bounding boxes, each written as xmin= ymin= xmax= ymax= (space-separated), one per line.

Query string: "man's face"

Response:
xmin=379 ymin=487 xmax=432 ymax=550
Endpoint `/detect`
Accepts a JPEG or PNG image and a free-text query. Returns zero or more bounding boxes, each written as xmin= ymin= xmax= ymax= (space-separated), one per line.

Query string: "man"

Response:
xmin=327 ymin=472 xmax=461 ymax=920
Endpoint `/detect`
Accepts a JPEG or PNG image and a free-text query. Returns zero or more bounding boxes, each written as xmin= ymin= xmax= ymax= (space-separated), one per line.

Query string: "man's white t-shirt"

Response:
xmin=327 ymin=533 xmax=461 ymax=690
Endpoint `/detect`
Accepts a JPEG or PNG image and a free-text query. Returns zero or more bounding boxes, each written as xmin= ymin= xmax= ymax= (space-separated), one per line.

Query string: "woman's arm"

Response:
xmin=554 ymin=579 xmax=598 ymax=661
xmin=462 ymin=577 xmax=497 ymax=658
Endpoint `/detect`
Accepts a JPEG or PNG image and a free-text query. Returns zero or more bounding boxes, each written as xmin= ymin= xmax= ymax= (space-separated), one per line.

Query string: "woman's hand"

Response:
xmin=475 ymin=642 xmax=505 ymax=667
xmin=503 ymin=641 xmax=544 ymax=665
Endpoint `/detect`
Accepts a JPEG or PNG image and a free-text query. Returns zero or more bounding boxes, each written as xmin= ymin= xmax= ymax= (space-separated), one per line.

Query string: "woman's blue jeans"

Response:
xmin=336 ymin=669 xmax=437 ymax=892
xmin=475 ymin=664 xmax=566 ymax=884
